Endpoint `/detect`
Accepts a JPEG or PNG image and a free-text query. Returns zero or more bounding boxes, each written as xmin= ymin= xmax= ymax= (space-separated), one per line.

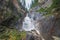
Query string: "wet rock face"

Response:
xmin=33 ymin=16 xmax=53 ymax=40
xmin=34 ymin=15 xmax=60 ymax=40
xmin=39 ymin=16 xmax=55 ymax=33
xmin=29 ymin=11 xmax=60 ymax=40
xmin=0 ymin=0 xmax=26 ymax=32
xmin=53 ymin=19 xmax=60 ymax=37
xmin=26 ymin=33 xmax=34 ymax=40
xmin=26 ymin=32 xmax=41 ymax=40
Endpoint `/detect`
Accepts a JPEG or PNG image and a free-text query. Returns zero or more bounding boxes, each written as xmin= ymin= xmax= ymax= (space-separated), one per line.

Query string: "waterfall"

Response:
xmin=20 ymin=0 xmax=34 ymax=10
xmin=22 ymin=14 xmax=35 ymax=31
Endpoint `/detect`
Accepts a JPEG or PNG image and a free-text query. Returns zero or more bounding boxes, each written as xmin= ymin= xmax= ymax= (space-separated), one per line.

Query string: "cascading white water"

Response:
xmin=22 ymin=14 xmax=35 ymax=31
xmin=20 ymin=0 xmax=35 ymax=31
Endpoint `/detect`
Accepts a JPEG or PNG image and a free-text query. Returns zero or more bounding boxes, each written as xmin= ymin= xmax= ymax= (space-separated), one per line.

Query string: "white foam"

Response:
xmin=22 ymin=14 xmax=35 ymax=31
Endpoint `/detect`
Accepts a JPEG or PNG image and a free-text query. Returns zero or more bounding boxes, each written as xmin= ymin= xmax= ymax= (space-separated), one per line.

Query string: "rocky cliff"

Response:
xmin=0 ymin=0 xmax=27 ymax=40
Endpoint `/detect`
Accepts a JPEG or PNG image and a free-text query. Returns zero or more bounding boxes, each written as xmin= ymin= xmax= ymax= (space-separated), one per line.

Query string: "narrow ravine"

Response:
xmin=21 ymin=0 xmax=42 ymax=40
xmin=20 ymin=0 xmax=60 ymax=40
xmin=0 ymin=0 xmax=60 ymax=40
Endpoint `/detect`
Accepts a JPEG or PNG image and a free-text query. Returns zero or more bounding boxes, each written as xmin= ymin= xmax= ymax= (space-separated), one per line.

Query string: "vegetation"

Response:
xmin=30 ymin=0 xmax=38 ymax=8
xmin=35 ymin=0 xmax=60 ymax=16
xmin=27 ymin=0 xmax=60 ymax=18
xmin=0 ymin=0 xmax=26 ymax=40
xmin=36 ymin=8 xmax=47 ymax=12
xmin=0 ymin=0 xmax=60 ymax=40
xmin=0 ymin=28 xmax=26 ymax=40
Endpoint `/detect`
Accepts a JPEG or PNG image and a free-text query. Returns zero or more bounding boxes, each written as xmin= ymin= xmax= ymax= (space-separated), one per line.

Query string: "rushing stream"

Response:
xmin=20 ymin=0 xmax=35 ymax=31
xmin=22 ymin=14 xmax=35 ymax=31
xmin=19 ymin=0 xmax=60 ymax=40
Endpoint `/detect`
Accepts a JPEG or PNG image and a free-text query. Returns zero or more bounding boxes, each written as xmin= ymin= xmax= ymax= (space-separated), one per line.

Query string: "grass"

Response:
xmin=0 ymin=27 xmax=26 ymax=40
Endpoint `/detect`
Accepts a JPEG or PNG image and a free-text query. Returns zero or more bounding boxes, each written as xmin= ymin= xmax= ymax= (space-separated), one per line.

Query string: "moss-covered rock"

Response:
xmin=0 ymin=28 xmax=26 ymax=40
xmin=0 ymin=0 xmax=27 ymax=40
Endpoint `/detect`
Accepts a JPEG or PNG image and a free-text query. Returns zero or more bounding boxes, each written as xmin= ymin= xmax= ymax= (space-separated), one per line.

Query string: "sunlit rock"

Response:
xmin=38 ymin=0 xmax=45 ymax=3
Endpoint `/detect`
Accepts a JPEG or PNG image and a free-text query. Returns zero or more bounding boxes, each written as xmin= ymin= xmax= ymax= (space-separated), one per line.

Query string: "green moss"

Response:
xmin=37 ymin=0 xmax=60 ymax=16
xmin=46 ymin=0 xmax=60 ymax=13
xmin=31 ymin=0 xmax=38 ymax=8
xmin=52 ymin=0 xmax=60 ymax=8
xmin=31 ymin=3 xmax=38 ymax=8
xmin=0 ymin=28 xmax=26 ymax=40
xmin=36 ymin=8 xmax=47 ymax=12
xmin=9 ymin=29 xmax=26 ymax=40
